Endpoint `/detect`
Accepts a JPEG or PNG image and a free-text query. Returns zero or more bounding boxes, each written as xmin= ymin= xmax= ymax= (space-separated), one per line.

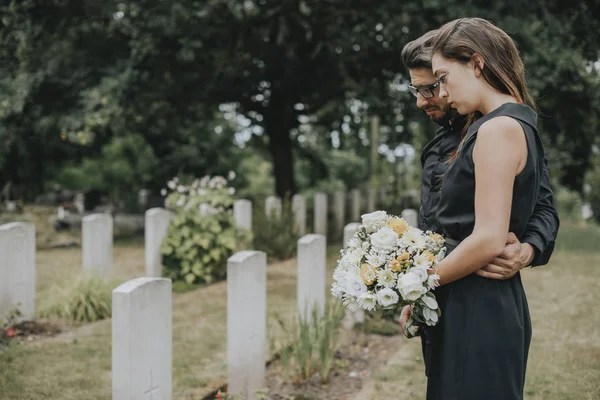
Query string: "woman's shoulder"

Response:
xmin=478 ymin=116 xmax=525 ymax=138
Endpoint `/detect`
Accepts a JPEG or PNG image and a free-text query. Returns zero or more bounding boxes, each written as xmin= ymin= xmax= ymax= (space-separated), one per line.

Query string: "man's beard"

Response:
xmin=427 ymin=105 xmax=458 ymax=127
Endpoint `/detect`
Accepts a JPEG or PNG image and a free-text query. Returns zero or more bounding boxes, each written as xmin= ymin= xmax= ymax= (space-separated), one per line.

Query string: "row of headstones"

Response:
xmin=112 ymin=233 xmax=328 ymax=400
xmin=111 ymin=210 xmax=421 ymax=400
xmin=81 ymin=188 xmax=384 ymax=278
xmin=0 ymin=188 xmax=390 ymax=322
xmin=0 ymin=203 xmax=418 ymax=327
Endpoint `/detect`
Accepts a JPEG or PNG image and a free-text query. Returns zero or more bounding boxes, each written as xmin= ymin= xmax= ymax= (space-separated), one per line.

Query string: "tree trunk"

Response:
xmin=264 ymin=100 xmax=297 ymax=200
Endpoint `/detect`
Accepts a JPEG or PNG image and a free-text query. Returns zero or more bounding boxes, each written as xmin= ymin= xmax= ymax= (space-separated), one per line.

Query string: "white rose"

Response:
xmin=397 ymin=272 xmax=428 ymax=301
xmin=371 ymin=227 xmax=399 ymax=252
xmin=411 ymin=267 xmax=429 ymax=283
xmin=377 ymin=287 xmax=400 ymax=307
xmin=423 ymin=307 xmax=439 ymax=326
xmin=345 ymin=275 xmax=368 ymax=297
xmin=361 ymin=211 xmax=388 ymax=227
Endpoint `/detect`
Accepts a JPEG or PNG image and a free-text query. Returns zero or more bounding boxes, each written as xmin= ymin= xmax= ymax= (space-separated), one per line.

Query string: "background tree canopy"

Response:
xmin=1 ymin=0 xmax=599 ymax=204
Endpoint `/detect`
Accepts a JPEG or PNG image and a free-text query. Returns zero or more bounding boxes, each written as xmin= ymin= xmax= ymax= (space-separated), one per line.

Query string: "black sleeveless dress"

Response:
xmin=424 ymin=103 xmax=544 ymax=400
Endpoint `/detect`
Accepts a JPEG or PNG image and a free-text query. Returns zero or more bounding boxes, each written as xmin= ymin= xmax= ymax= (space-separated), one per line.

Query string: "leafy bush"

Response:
xmin=271 ymin=301 xmax=346 ymax=384
xmin=38 ymin=275 xmax=113 ymax=324
xmin=160 ymin=175 xmax=253 ymax=285
xmin=252 ymin=199 xmax=301 ymax=262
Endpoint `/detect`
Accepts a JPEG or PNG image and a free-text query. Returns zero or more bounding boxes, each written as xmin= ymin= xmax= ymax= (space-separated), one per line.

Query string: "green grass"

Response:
xmin=0 ymin=239 xmax=344 ymax=400
xmin=2 ymin=217 xmax=600 ymax=399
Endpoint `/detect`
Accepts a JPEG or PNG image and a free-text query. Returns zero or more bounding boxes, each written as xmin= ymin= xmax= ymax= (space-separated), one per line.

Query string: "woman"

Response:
xmin=422 ymin=18 xmax=548 ymax=399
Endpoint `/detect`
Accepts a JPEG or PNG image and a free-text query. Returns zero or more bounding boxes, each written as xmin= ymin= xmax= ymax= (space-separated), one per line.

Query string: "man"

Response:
xmin=398 ymin=30 xmax=560 ymax=336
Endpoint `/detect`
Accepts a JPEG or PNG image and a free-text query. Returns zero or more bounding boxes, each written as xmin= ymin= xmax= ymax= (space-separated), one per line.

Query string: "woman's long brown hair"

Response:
xmin=431 ymin=18 xmax=537 ymax=161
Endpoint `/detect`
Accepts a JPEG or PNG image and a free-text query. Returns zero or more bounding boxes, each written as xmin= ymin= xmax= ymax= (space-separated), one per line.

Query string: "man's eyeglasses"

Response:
xmin=408 ymin=81 xmax=440 ymax=99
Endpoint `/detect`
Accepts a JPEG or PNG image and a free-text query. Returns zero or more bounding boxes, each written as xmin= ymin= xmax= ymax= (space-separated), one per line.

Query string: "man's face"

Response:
xmin=408 ymin=68 xmax=453 ymax=126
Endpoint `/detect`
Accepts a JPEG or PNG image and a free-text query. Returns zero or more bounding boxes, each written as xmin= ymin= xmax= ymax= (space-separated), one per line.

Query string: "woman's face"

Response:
xmin=432 ymin=53 xmax=480 ymax=115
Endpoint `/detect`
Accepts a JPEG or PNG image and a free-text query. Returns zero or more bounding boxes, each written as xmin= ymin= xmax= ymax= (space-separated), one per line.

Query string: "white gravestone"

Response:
xmin=0 ymin=222 xmax=36 ymax=321
xmin=402 ymin=209 xmax=418 ymax=227
xmin=313 ymin=193 xmax=327 ymax=236
xmin=145 ymin=208 xmax=172 ymax=278
xmin=297 ymin=234 xmax=326 ymax=320
xmin=227 ymin=251 xmax=267 ymax=400
xmin=265 ymin=196 xmax=282 ymax=219
xmin=342 ymin=222 xmax=365 ymax=329
xmin=82 ymin=213 xmax=113 ymax=276
xmin=234 ymin=199 xmax=253 ymax=231
xmin=351 ymin=189 xmax=361 ymax=221
xmin=292 ymin=195 xmax=306 ymax=235
xmin=333 ymin=191 xmax=346 ymax=238
xmin=112 ymin=278 xmax=172 ymax=400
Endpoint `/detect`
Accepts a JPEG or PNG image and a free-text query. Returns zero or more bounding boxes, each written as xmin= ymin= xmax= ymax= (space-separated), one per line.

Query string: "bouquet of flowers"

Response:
xmin=331 ymin=210 xmax=447 ymax=336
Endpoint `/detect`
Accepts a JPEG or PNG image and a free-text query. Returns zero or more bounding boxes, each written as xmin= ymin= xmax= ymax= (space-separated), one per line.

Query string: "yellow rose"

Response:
xmin=390 ymin=259 xmax=403 ymax=272
xmin=398 ymin=252 xmax=410 ymax=261
xmin=360 ymin=263 xmax=377 ymax=285
xmin=388 ymin=218 xmax=409 ymax=237
xmin=429 ymin=233 xmax=444 ymax=245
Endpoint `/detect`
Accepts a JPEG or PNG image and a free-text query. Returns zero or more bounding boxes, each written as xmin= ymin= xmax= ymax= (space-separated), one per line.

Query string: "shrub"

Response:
xmin=160 ymin=175 xmax=253 ymax=285
xmin=252 ymin=199 xmax=301 ymax=262
xmin=38 ymin=275 xmax=113 ymax=324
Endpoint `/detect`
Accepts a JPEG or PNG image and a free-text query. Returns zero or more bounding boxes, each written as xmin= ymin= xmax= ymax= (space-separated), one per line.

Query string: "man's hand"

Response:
xmin=398 ymin=305 xmax=418 ymax=338
xmin=475 ymin=232 xmax=534 ymax=280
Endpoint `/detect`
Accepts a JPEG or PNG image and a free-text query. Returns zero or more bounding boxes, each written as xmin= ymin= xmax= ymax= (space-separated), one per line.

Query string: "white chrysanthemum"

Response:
xmin=435 ymin=248 xmax=447 ymax=262
xmin=366 ymin=251 xmax=388 ymax=268
xmin=413 ymin=252 xmax=433 ymax=269
xmin=427 ymin=274 xmax=440 ymax=290
xmin=401 ymin=227 xmax=427 ymax=250
xmin=340 ymin=248 xmax=364 ymax=269
xmin=167 ymin=180 xmax=177 ymax=190
xmin=377 ymin=269 xmax=397 ymax=288
xmin=377 ymin=287 xmax=400 ymax=307
xmin=358 ymin=292 xmax=378 ymax=311
xmin=331 ymin=281 xmax=345 ymax=298
xmin=347 ymin=237 xmax=362 ymax=249
xmin=177 ymin=185 xmax=186 ymax=193
xmin=422 ymin=296 xmax=438 ymax=310
xmin=343 ymin=295 xmax=361 ymax=311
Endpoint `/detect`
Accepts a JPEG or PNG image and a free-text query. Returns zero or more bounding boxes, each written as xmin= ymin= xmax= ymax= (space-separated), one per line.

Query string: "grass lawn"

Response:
xmin=367 ymin=220 xmax=600 ymax=399
xmin=1 ymin=219 xmax=599 ymax=399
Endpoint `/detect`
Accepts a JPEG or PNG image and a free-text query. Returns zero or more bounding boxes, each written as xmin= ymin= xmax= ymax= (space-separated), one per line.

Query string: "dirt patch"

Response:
xmin=207 ymin=330 xmax=405 ymax=400
xmin=2 ymin=320 xmax=62 ymax=346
